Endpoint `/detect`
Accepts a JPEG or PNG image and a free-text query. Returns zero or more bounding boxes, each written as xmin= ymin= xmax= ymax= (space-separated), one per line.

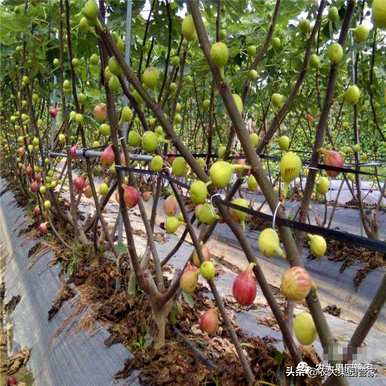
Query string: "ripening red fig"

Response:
xmin=163 ymin=195 xmax=178 ymax=216
xmin=38 ymin=222 xmax=48 ymax=234
xmin=180 ymin=263 xmax=198 ymax=293
xmin=49 ymin=106 xmax=58 ymax=118
xmin=281 ymin=266 xmax=312 ymax=302
xmin=69 ymin=145 xmax=78 ymax=158
xmin=30 ymin=180 xmax=39 ymax=193
xmin=93 ymin=103 xmax=107 ymax=122
xmin=33 ymin=206 xmax=41 ymax=217
xmin=7 ymin=376 xmax=17 ymax=386
xmin=101 ymin=144 xmax=115 ymax=167
xmin=74 ymin=175 xmax=86 ymax=193
xmin=26 ymin=164 xmax=33 ymax=177
xmin=123 ymin=185 xmax=140 ymax=208
xmin=322 ymin=149 xmax=344 ymax=177
xmin=199 ymin=308 xmax=219 ymax=335
xmin=232 ymin=263 xmax=257 ymax=306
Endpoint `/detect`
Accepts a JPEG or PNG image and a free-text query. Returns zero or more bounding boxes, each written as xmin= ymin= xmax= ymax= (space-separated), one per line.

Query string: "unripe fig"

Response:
xmin=165 ymin=216 xmax=181 ymax=234
xmin=247 ymin=45 xmax=256 ymax=57
xmin=99 ymin=182 xmax=109 ymax=196
xmin=79 ymin=17 xmax=90 ymax=31
xmin=249 ymin=132 xmax=259 ymax=148
xmin=310 ymin=53 xmax=320 ymax=68
xmin=353 ymin=25 xmax=370 ymax=43
xmin=108 ymin=74 xmax=121 ymax=93
xmin=293 ymin=312 xmax=317 ymax=345
xmin=75 ymin=113 xmax=84 ymax=123
xmin=196 ymin=203 xmax=219 ymax=225
xmin=280 ymin=151 xmax=302 ymax=183
xmin=209 ymin=160 xmax=233 ymax=188
xmin=281 ymin=266 xmax=312 ymax=301
xmin=352 ymin=143 xmax=361 ymax=153
xmin=248 ymin=69 xmax=258 ymax=80
xmin=44 ymin=200 xmax=51 ymax=210
xmin=372 ymin=0 xmax=386 ymax=29
xmin=72 ymin=57 xmax=80 ymax=67
xmin=247 ymin=175 xmax=258 ymax=191
xmin=271 ymin=37 xmax=281 ymax=50
xmin=142 ymin=131 xmax=158 ymax=153
xmin=278 ymin=135 xmax=290 ymax=151
xmin=172 ymin=157 xmax=188 ymax=177
xmin=308 ymin=234 xmax=327 ymax=257
xmin=180 ymin=264 xmax=198 ymax=293
xmin=258 ymin=228 xmax=285 ymax=257
xmin=108 ymin=56 xmax=121 ymax=75
xmin=143 ymin=66 xmax=159 ymax=89
xmin=233 ymin=94 xmax=243 ymax=113
xmin=343 ymin=85 xmax=361 ymax=105
xmin=200 ymin=261 xmax=215 ymax=280
xmin=53 ymin=58 xmax=60 ymax=66
xmin=150 ymin=155 xmax=163 ymax=171
xmin=202 ymin=99 xmax=210 ymax=111
xmin=174 ymin=113 xmax=183 ymax=124
xmin=328 ymin=6 xmax=340 ymax=23
xmin=327 ymin=42 xmax=343 ymax=64
xmin=232 ymin=263 xmax=257 ymax=306
xmin=99 ymin=123 xmax=111 ymax=136
xmin=189 ymin=180 xmax=208 ymax=204
xmin=210 ymin=42 xmax=229 ymax=67
xmin=39 ymin=185 xmax=46 ymax=195
xmin=271 ymin=93 xmax=285 ymax=108
xmin=229 ymin=198 xmax=249 ymax=225
xmin=78 ymin=93 xmax=87 ymax=105
xmin=128 ymin=130 xmax=141 ymax=147
xmin=90 ymin=53 xmax=99 ymax=65
xmin=181 ymin=15 xmax=197 ymax=41
xmin=299 ymin=18 xmax=311 ymax=34
xmin=163 ymin=195 xmax=178 ymax=216
xmin=316 ymin=176 xmax=329 ymax=194
xmin=83 ymin=0 xmax=99 ymax=19
xmin=199 ymin=308 xmax=219 ymax=334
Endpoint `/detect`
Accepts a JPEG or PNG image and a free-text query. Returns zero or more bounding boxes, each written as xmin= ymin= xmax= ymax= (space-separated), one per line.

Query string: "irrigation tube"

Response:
xmin=48 ymin=149 xmax=152 ymax=162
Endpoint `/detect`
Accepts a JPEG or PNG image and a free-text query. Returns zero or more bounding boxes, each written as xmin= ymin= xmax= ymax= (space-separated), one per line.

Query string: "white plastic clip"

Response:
xmin=272 ymin=202 xmax=282 ymax=230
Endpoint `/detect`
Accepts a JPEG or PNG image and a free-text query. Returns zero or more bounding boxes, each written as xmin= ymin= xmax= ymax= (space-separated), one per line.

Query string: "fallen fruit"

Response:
xmin=199 ymin=308 xmax=219 ymax=334
xmin=232 ymin=263 xmax=257 ymax=306
xmin=293 ymin=312 xmax=317 ymax=345
xmin=281 ymin=266 xmax=312 ymax=301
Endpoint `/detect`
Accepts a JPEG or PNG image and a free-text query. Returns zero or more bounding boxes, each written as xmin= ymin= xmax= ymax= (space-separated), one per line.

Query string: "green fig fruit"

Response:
xmin=293 ymin=312 xmax=317 ymax=345
xmin=189 ymin=180 xmax=208 ymax=204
